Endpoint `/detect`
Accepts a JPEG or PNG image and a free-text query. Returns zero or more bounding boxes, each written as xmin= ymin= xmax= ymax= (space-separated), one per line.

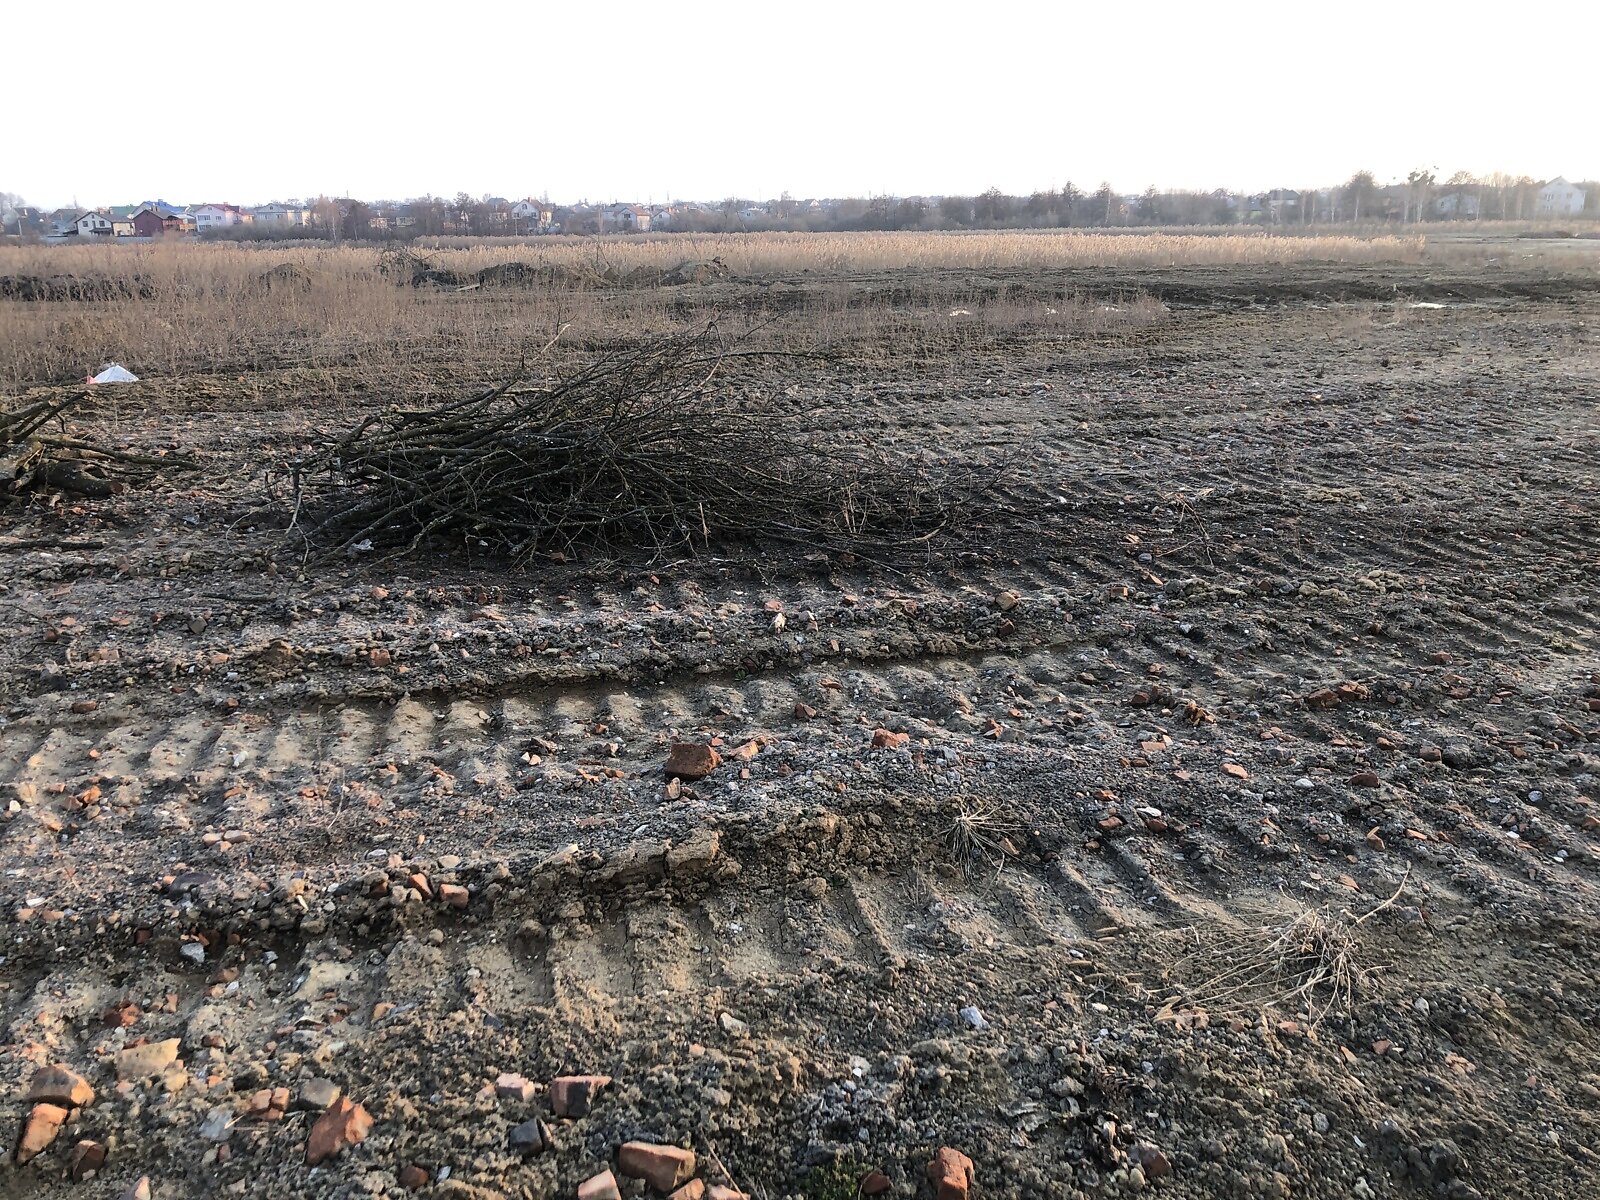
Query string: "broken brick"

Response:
xmin=304 ymin=1096 xmax=372 ymax=1165
xmin=15 ymin=1103 xmax=69 ymax=1165
xmin=618 ymin=1142 xmax=696 ymax=1191
xmin=27 ymin=1065 xmax=94 ymax=1109
xmin=926 ymin=1147 xmax=974 ymax=1200
xmin=665 ymin=743 xmax=720 ymax=781
xmin=549 ymin=1075 xmax=611 ymax=1118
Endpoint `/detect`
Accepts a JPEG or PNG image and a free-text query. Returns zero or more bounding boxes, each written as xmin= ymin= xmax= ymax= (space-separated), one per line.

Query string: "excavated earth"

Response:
xmin=0 ymin=258 xmax=1598 ymax=1200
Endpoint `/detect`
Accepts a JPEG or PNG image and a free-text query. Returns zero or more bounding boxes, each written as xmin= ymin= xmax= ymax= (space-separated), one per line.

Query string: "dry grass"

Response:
xmin=410 ymin=229 xmax=1427 ymax=273
xmin=0 ymin=236 xmax=1189 ymax=391
xmin=3 ymin=226 xmax=1587 ymax=391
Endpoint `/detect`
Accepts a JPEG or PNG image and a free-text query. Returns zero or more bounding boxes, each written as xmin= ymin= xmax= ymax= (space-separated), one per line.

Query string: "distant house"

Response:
xmin=191 ymin=203 xmax=251 ymax=230
xmin=75 ymin=211 xmax=114 ymax=237
xmin=511 ymin=199 xmax=554 ymax=231
xmin=2 ymin=205 xmax=46 ymax=235
xmin=1536 ymin=177 xmax=1586 ymax=216
xmin=130 ymin=211 xmax=171 ymax=240
xmin=1435 ymin=190 xmax=1480 ymax=219
xmin=252 ymin=203 xmax=312 ymax=227
xmin=650 ymin=207 xmax=674 ymax=230
xmin=603 ymin=204 xmax=651 ymax=233
xmin=111 ymin=217 xmax=136 ymax=237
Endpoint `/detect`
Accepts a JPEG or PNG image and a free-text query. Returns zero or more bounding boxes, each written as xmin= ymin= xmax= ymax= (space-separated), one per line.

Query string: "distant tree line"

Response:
xmin=9 ymin=170 xmax=1594 ymax=244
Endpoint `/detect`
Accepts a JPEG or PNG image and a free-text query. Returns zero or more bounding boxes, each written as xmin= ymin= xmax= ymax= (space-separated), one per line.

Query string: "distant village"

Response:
xmin=2 ymin=175 xmax=1592 ymax=242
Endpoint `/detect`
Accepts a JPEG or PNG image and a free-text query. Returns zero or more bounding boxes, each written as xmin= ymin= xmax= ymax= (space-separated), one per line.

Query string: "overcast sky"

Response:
xmin=10 ymin=1 xmax=1596 ymax=210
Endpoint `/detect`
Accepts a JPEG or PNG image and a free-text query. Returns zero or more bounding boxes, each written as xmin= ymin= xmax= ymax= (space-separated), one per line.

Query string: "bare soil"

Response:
xmin=1 ymin=260 xmax=1597 ymax=1200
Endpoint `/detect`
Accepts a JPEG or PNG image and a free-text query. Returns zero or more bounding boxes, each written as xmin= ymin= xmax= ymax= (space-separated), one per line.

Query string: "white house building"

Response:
xmin=252 ymin=203 xmax=312 ymax=226
xmin=74 ymin=211 xmax=113 ymax=237
xmin=510 ymin=200 xmax=553 ymax=230
xmin=1536 ymin=177 xmax=1587 ymax=217
xmin=190 ymin=203 xmax=248 ymax=230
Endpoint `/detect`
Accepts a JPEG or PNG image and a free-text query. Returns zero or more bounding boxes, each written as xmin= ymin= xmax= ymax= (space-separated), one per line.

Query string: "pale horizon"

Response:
xmin=10 ymin=0 xmax=1597 ymax=212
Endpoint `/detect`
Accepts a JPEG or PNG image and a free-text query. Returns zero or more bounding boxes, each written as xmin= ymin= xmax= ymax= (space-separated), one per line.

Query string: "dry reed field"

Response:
xmin=7 ymin=226 xmax=1578 ymax=391
xmin=1 ymin=232 xmax=1599 ymax=1200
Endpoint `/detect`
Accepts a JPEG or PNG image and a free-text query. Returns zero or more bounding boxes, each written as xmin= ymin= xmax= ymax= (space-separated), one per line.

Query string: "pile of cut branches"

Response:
xmin=289 ymin=325 xmax=996 ymax=561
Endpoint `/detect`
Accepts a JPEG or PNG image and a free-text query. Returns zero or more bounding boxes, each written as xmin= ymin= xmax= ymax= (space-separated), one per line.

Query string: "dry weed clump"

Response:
xmin=1150 ymin=880 xmax=1405 ymax=1028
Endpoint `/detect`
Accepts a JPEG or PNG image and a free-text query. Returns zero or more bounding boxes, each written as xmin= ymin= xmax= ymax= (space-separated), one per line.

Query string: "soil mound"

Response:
xmin=624 ymin=258 xmax=732 ymax=287
xmin=474 ymin=262 xmax=604 ymax=289
xmin=0 ymin=273 xmax=157 ymax=302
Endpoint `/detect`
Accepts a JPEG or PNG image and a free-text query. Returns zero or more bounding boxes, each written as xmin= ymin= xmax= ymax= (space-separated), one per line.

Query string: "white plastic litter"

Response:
xmin=90 ymin=363 xmax=139 ymax=384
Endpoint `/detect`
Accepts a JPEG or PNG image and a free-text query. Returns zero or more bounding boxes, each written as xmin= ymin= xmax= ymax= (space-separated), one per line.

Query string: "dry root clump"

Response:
xmin=288 ymin=324 xmax=995 ymax=562
xmin=945 ymin=797 xmax=1023 ymax=877
xmin=1153 ymin=896 xmax=1398 ymax=1028
xmin=2 ymin=395 xmax=192 ymax=502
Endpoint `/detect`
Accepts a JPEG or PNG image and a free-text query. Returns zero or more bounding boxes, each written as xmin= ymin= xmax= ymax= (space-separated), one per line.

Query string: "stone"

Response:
xmin=996 ymin=590 xmax=1020 ymax=611
xmin=665 ymin=743 xmax=720 ymax=781
xmin=295 ymin=1078 xmax=342 ymax=1111
xmin=28 ymin=1065 xmax=95 ymax=1108
xmin=870 ymin=728 xmax=910 ymax=750
xmin=1349 ymin=771 xmax=1382 ymax=789
xmin=1221 ymin=763 xmax=1249 ymax=780
xmin=926 ymin=1147 xmax=975 ymax=1200
xmin=618 ymin=1141 xmax=696 ymax=1191
xmin=69 ymin=1139 xmax=107 ymax=1181
xmin=577 ymin=1170 xmax=622 ymax=1200
xmin=549 ymin=1075 xmax=611 ymax=1118
xmin=121 ymin=1177 xmax=152 ymax=1200
xmin=305 ymin=1096 xmax=372 ymax=1165
xmin=507 ymin=1119 xmax=548 ymax=1155
xmin=14 ymin=1102 xmax=68 ymax=1164
xmin=115 ymin=1038 xmax=181 ymax=1080
xmin=1131 ymin=1142 xmax=1171 ymax=1180
xmin=669 ymin=1183 xmax=706 ymax=1200
xmin=794 ymin=702 xmax=818 ymax=720
xmin=496 ymin=1072 xmax=536 ymax=1102
xmin=198 ymin=1105 xmax=232 ymax=1142
xmin=704 ymin=1187 xmax=749 ymax=1200
xmin=860 ymin=1172 xmax=892 ymax=1196
xmin=398 ymin=1164 xmax=430 ymax=1189
xmin=440 ymin=883 xmax=470 ymax=908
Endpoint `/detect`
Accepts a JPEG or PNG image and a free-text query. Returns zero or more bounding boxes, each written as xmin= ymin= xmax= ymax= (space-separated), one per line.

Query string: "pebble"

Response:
xmin=198 ymin=1106 xmax=233 ymax=1142
xmin=507 ymin=1118 xmax=547 ymax=1155
xmin=959 ymin=1005 xmax=989 ymax=1031
xmin=296 ymin=1078 xmax=342 ymax=1111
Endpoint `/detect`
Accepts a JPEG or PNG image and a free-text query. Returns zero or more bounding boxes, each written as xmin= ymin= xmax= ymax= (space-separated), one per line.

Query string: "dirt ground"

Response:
xmin=1 ymin=255 xmax=1597 ymax=1200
